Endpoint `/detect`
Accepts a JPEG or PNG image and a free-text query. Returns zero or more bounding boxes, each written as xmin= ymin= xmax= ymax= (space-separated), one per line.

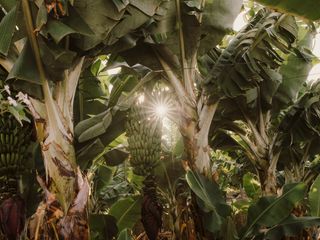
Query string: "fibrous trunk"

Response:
xmin=26 ymin=58 xmax=90 ymax=239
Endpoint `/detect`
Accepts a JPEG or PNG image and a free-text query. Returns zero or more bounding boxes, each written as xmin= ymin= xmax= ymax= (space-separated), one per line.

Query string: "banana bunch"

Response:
xmin=0 ymin=177 xmax=18 ymax=202
xmin=126 ymin=103 xmax=163 ymax=239
xmin=126 ymin=103 xmax=162 ymax=176
xmin=0 ymin=114 xmax=33 ymax=175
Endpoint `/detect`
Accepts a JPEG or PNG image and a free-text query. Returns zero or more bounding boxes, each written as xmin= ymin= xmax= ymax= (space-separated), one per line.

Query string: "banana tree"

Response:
xmin=206 ymin=9 xmax=317 ymax=195
xmin=278 ymin=81 xmax=320 ymax=186
xmin=0 ymin=0 xmax=169 ymax=238
xmin=73 ymin=1 xmax=243 ymax=237
xmin=1 ymin=0 xmax=319 ymax=238
xmin=186 ymin=168 xmax=320 ymax=239
xmin=73 ymin=0 xmax=318 ymax=237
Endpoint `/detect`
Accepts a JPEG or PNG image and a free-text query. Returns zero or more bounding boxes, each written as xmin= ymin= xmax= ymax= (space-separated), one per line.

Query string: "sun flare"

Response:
xmin=155 ymin=104 xmax=169 ymax=118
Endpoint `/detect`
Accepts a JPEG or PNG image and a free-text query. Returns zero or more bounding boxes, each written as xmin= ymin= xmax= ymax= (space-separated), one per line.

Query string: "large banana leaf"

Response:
xmin=75 ymin=69 xmax=159 ymax=169
xmin=255 ymin=0 xmax=320 ymax=21
xmin=73 ymin=0 xmax=163 ymax=51
xmin=89 ymin=214 xmax=118 ymax=240
xmin=241 ymin=182 xmax=306 ymax=239
xmin=109 ymin=196 xmax=142 ymax=231
xmin=0 ymin=4 xmax=17 ymax=56
xmin=117 ymin=229 xmax=132 ymax=240
xmin=0 ymin=0 xmax=17 ymax=11
xmin=275 ymin=27 xmax=314 ymax=108
xmin=120 ymin=0 xmax=242 ymax=68
xmin=309 ymin=175 xmax=320 ymax=217
xmin=205 ymin=9 xmax=299 ymax=113
xmin=279 ymin=82 xmax=320 ymax=145
xmin=4 ymin=42 xmax=43 ymax=99
xmin=264 ymin=215 xmax=320 ymax=239
xmin=186 ymin=170 xmax=231 ymax=232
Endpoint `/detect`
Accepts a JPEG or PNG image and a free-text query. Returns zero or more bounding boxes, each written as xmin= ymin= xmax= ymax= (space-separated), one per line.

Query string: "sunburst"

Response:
xmin=141 ymin=90 xmax=177 ymax=122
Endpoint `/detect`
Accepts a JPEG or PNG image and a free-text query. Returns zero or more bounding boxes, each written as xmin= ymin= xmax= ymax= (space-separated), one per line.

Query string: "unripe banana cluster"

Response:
xmin=0 ymin=114 xmax=32 ymax=175
xmin=0 ymin=177 xmax=18 ymax=202
xmin=126 ymin=104 xmax=162 ymax=176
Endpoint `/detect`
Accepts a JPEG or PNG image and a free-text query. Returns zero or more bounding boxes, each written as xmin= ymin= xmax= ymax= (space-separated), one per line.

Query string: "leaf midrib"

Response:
xmin=241 ymin=184 xmax=303 ymax=239
xmin=117 ymin=198 xmax=139 ymax=229
xmin=188 ymin=171 xmax=220 ymax=216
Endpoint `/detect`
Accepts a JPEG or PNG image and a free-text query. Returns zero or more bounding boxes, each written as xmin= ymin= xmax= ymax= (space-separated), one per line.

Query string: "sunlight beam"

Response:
xmin=155 ymin=104 xmax=168 ymax=118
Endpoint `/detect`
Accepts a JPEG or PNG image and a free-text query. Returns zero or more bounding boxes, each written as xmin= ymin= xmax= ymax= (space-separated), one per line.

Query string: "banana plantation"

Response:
xmin=1 ymin=0 xmax=320 ymax=239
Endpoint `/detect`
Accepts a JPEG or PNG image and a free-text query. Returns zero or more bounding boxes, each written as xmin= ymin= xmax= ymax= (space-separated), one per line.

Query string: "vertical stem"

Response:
xmin=21 ymin=0 xmax=51 ymax=99
xmin=21 ymin=0 xmax=67 ymax=143
xmin=175 ymin=0 xmax=196 ymax=101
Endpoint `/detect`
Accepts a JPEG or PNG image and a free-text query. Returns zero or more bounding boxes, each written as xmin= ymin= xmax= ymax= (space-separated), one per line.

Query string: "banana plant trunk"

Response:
xmin=25 ymin=58 xmax=90 ymax=239
xmin=19 ymin=1 xmax=90 ymax=238
xmin=180 ymin=104 xmax=219 ymax=177
xmin=158 ymin=54 xmax=220 ymax=238
xmin=258 ymin=164 xmax=278 ymax=196
xmin=250 ymin=130 xmax=279 ymax=196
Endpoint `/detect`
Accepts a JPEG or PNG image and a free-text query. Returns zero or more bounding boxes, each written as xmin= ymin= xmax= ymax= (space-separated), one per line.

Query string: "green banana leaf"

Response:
xmin=89 ymin=214 xmax=118 ymax=240
xmin=241 ymin=182 xmax=306 ymax=239
xmin=220 ymin=217 xmax=239 ymax=240
xmin=275 ymin=26 xmax=314 ymax=110
xmin=117 ymin=229 xmax=132 ymax=240
xmin=94 ymin=165 xmax=114 ymax=194
xmin=186 ymin=170 xmax=231 ymax=233
xmin=0 ymin=4 xmax=17 ymax=56
xmin=0 ymin=0 xmax=17 ymax=11
xmin=255 ymin=0 xmax=320 ymax=21
xmin=309 ymin=175 xmax=320 ymax=217
xmin=109 ymin=196 xmax=142 ymax=231
xmin=265 ymin=215 xmax=320 ymax=239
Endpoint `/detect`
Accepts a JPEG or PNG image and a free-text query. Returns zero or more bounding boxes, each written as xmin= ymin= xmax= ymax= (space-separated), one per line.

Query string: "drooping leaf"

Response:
xmin=150 ymin=0 xmax=243 ymax=60
xmin=279 ymin=83 xmax=320 ymax=145
xmin=275 ymin=26 xmax=314 ymax=109
xmin=73 ymin=0 xmax=163 ymax=51
xmin=73 ymin=0 xmax=120 ymax=50
xmin=112 ymin=0 xmax=130 ymax=12
xmin=0 ymin=0 xmax=17 ymax=11
xmin=309 ymin=175 xmax=320 ymax=217
xmin=255 ymin=0 xmax=320 ymax=21
xmin=35 ymin=3 xmax=48 ymax=31
xmin=241 ymin=182 xmax=306 ymax=239
xmin=95 ymin=165 xmax=114 ymax=194
xmin=78 ymin=70 xmax=106 ymax=104
xmin=0 ymin=5 xmax=17 ymax=56
xmin=186 ymin=170 xmax=231 ymax=232
xmin=38 ymin=36 xmax=77 ymax=81
xmin=109 ymin=196 xmax=142 ymax=231
xmin=7 ymin=41 xmax=40 ymax=85
xmin=89 ymin=214 xmax=118 ymax=240
xmin=204 ymin=9 xmax=298 ymax=114
xmin=220 ymin=217 xmax=239 ymax=240
xmin=76 ymin=110 xmax=127 ymax=167
xmin=199 ymin=0 xmax=243 ymax=54
xmin=75 ymin=111 xmax=106 ymax=138
xmin=117 ymin=228 xmax=132 ymax=240
xmin=43 ymin=5 xmax=94 ymax=44
xmin=77 ymin=110 xmax=113 ymax=142
xmin=264 ymin=215 xmax=320 ymax=240
xmin=103 ymin=147 xmax=128 ymax=166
